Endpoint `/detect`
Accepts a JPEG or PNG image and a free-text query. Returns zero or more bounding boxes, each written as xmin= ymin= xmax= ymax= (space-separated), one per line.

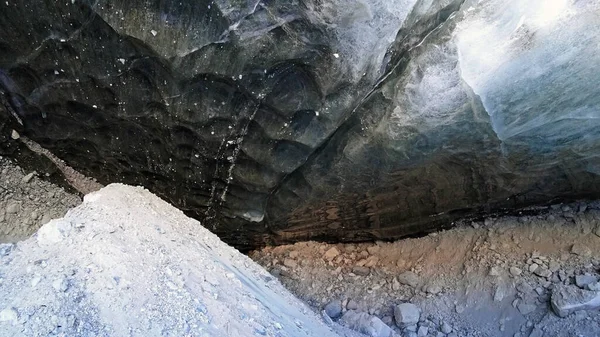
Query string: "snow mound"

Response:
xmin=0 ymin=184 xmax=345 ymax=337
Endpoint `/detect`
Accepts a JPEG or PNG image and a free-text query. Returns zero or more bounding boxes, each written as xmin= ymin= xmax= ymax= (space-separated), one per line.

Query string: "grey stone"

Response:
xmin=417 ymin=326 xmax=429 ymax=337
xmin=324 ymin=300 xmax=343 ymax=319
xmin=397 ymin=271 xmax=420 ymax=287
xmin=366 ymin=245 xmax=380 ymax=255
xmin=5 ymin=202 xmax=20 ymax=214
xmin=509 ymin=267 xmax=522 ymax=276
xmin=517 ymin=303 xmax=537 ymax=315
xmin=571 ymin=243 xmax=592 ymax=257
xmin=21 ymin=172 xmax=35 ymax=183
xmin=352 ymin=266 xmax=370 ymax=276
xmin=528 ymin=263 xmax=539 ymax=273
xmin=575 ymin=274 xmax=598 ymax=289
xmin=347 ymin=299 xmax=359 ymax=310
xmin=551 ymin=285 xmax=600 ymax=317
xmin=588 ymin=282 xmax=600 ymax=291
xmin=52 ymin=277 xmax=69 ymax=292
xmin=324 ymin=247 xmax=340 ymax=261
xmin=283 ymin=258 xmax=297 ymax=269
xmin=440 ymin=321 xmax=453 ymax=334
xmin=0 ymin=243 xmax=14 ymax=257
xmin=394 ymin=303 xmax=420 ymax=328
xmin=340 ymin=310 xmax=394 ymax=337
xmin=533 ymin=268 xmax=552 ymax=278
xmin=10 ymin=130 xmax=20 ymax=140
xmin=548 ymin=260 xmax=561 ymax=273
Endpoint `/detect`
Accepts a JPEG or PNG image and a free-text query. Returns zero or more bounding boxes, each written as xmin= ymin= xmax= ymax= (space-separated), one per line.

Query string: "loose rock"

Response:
xmin=340 ymin=310 xmax=394 ymax=337
xmin=575 ymin=275 xmax=598 ymax=289
xmin=0 ymin=307 xmax=18 ymax=324
xmin=397 ymin=271 xmax=420 ymax=287
xmin=509 ymin=267 xmax=522 ymax=276
xmin=21 ymin=172 xmax=35 ymax=183
xmin=393 ymin=303 xmax=420 ymax=328
xmin=324 ymin=300 xmax=342 ymax=319
xmin=571 ymin=243 xmax=592 ymax=257
xmin=5 ymin=202 xmax=20 ymax=214
xmin=440 ymin=321 xmax=453 ymax=334
xmin=324 ymin=247 xmax=340 ymax=261
xmin=551 ymin=285 xmax=600 ymax=318
xmin=352 ymin=266 xmax=370 ymax=276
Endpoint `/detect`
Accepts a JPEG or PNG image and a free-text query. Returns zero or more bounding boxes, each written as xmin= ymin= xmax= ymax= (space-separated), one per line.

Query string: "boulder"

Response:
xmin=393 ymin=303 xmax=420 ymax=328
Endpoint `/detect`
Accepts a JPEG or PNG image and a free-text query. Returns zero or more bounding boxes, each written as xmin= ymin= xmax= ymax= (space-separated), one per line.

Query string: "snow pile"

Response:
xmin=0 ymin=184 xmax=346 ymax=337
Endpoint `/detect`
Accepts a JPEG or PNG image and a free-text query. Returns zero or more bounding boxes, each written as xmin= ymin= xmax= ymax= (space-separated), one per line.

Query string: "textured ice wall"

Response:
xmin=456 ymin=0 xmax=600 ymax=144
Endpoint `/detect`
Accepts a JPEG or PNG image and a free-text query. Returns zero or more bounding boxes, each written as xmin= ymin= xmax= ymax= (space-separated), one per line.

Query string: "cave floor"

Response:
xmin=251 ymin=203 xmax=600 ymax=337
xmin=1 ymin=157 xmax=599 ymax=337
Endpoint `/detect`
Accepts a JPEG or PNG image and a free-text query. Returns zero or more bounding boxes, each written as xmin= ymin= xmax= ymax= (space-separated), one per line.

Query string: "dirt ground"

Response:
xmin=251 ymin=204 xmax=600 ymax=337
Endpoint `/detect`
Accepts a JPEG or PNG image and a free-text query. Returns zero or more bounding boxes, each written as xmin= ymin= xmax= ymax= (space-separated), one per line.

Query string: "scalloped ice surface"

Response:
xmin=0 ymin=0 xmax=599 ymax=249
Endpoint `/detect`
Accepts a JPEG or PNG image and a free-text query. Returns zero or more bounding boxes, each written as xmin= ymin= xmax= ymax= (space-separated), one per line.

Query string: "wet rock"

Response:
xmin=393 ymin=303 xmax=420 ymax=328
xmin=324 ymin=300 xmax=342 ymax=319
xmin=551 ymin=285 xmax=600 ymax=318
xmin=340 ymin=310 xmax=394 ymax=337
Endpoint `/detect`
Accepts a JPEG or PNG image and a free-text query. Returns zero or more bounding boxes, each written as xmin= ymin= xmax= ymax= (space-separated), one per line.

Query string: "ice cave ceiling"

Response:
xmin=1 ymin=0 xmax=599 ymax=249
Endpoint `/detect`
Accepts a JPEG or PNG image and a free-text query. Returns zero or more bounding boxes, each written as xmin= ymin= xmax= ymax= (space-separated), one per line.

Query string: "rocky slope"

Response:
xmin=0 ymin=156 xmax=80 ymax=242
xmin=0 ymin=184 xmax=363 ymax=337
xmin=1 ymin=0 xmax=599 ymax=249
xmin=252 ymin=202 xmax=600 ymax=336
